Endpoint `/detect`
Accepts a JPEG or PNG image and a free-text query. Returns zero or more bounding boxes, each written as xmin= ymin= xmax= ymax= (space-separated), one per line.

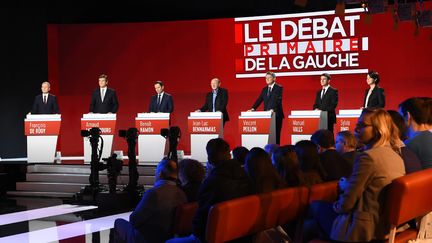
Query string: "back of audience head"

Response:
xmin=245 ymin=147 xmax=285 ymax=193
xmin=355 ymin=108 xmax=400 ymax=151
xmin=178 ymin=159 xmax=205 ymax=186
xmin=264 ymin=143 xmax=280 ymax=157
xmin=387 ymin=110 xmax=409 ymax=141
xmin=206 ymin=138 xmax=231 ymax=166
xmin=232 ymin=146 xmax=249 ymax=166
xmin=335 ymin=131 xmax=357 ymax=154
xmin=399 ymin=97 xmax=432 ymax=129
xmin=311 ymin=129 xmax=335 ymax=152
xmin=294 ymin=140 xmax=327 ymax=179
xmin=155 ymin=158 xmax=178 ymax=181
xmin=272 ymin=145 xmax=305 ymax=187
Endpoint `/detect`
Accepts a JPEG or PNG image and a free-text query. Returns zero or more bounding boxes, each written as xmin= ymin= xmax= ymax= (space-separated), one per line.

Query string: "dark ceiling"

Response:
xmin=45 ymin=1 xmax=345 ymax=23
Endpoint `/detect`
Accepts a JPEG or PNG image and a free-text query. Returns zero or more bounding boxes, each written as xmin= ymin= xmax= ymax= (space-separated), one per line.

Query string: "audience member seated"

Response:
xmin=245 ymin=147 xmax=286 ymax=193
xmin=111 ymin=158 xmax=187 ymax=243
xmin=167 ymin=138 xmax=254 ymax=243
xmin=311 ymin=129 xmax=353 ymax=181
xmin=388 ymin=109 xmax=422 ymax=174
xmin=311 ymin=108 xmax=405 ymax=242
xmin=232 ymin=146 xmax=249 ymax=167
xmin=179 ymin=159 xmax=206 ymax=202
xmin=272 ymin=145 xmax=306 ymax=187
xmin=264 ymin=143 xmax=279 ymax=158
xmin=399 ymin=97 xmax=432 ymax=169
xmin=295 ymin=140 xmax=326 ymax=186
xmin=335 ymin=130 xmax=358 ymax=168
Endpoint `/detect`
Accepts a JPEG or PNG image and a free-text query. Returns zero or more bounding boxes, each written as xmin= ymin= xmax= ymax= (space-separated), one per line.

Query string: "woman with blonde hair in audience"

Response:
xmin=311 ymin=108 xmax=405 ymax=242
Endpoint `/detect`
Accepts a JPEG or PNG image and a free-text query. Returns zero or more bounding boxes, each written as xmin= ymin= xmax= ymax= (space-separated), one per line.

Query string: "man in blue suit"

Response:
xmin=148 ymin=81 xmax=174 ymax=113
xmin=89 ymin=74 xmax=119 ymax=113
xmin=31 ymin=81 xmax=60 ymax=114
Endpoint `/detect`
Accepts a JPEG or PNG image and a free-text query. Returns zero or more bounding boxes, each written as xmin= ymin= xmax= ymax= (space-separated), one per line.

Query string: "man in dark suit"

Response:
xmin=89 ymin=74 xmax=119 ymax=113
xmin=313 ymin=73 xmax=338 ymax=132
xmin=249 ymin=71 xmax=284 ymax=145
xmin=196 ymin=78 xmax=229 ymax=125
xmin=148 ymin=81 xmax=174 ymax=113
xmin=363 ymin=70 xmax=385 ymax=109
xmin=31 ymin=81 xmax=60 ymax=114
xmin=311 ymin=129 xmax=353 ymax=181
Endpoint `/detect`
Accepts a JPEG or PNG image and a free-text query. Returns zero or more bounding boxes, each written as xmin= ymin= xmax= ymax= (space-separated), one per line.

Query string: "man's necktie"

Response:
xmin=157 ymin=94 xmax=161 ymax=112
xmin=212 ymin=91 xmax=217 ymax=112
xmin=101 ymin=89 xmax=105 ymax=102
xmin=321 ymin=88 xmax=325 ymax=99
xmin=43 ymin=95 xmax=47 ymax=104
xmin=267 ymin=87 xmax=271 ymax=97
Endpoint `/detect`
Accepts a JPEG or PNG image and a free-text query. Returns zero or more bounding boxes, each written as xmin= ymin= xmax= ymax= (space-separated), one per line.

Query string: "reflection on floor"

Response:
xmin=0 ymin=197 xmax=132 ymax=243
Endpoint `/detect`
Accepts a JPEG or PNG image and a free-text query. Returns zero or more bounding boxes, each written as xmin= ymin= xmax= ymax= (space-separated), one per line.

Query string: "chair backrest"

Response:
xmin=172 ymin=202 xmax=198 ymax=236
xmin=205 ymin=187 xmax=309 ymax=243
xmin=387 ymin=168 xmax=432 ymax=226
xmin=308 ymin=181 xmax=339 ymax=203
xmin=206 ymin=194 xmax=260 ymax=243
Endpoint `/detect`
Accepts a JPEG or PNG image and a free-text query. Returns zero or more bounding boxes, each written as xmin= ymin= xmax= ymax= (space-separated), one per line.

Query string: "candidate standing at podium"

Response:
xmin=196 ymin=78 xmax=229 ymax=126
xmin=313 ymin=73 xmax=338 ymax=132
xmin=31 ymin=81 xmax=60 ymax=114
xmin=89 ymin=74 xmax=119 ymax=113
xmin=148 ymin=81 xmax=174 ymax=113
xmin=249 ymin=72 xmax=284 ymax=145
xmin=362 ymin=70 xmax=385 ymax=109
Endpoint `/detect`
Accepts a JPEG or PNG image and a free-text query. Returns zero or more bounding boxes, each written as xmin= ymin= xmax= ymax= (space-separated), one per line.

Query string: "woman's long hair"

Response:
xmin=361 ymin=108 xmax=400 ymax=152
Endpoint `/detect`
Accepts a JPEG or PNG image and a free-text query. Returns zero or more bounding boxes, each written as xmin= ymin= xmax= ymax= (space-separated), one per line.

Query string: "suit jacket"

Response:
xmin=252 ymin=83 xmax=284 ymax=119
xmin=31 ymin=94 xmax=60 ymax=114
xmin=363 ymin=86 xmax=385 ymax=109
xmin=129 ymin=179 xmax=187 ymax=243
xmin=199 ymin=88 xmax=229 ymax=122
xmin=313 ymin=86 xmax=338 ymax=125
xmin=331 ymin=145 xmax=405 ymax=242
xmin=320 ymin=149 xmax=353 ymax=181
xmin=89 ymin=88 xmax=119 ymax=113
xmin=148 ymin=92 xmax=174 ymax=113
xmin=192 ymin=159 xmax=255 ymax=242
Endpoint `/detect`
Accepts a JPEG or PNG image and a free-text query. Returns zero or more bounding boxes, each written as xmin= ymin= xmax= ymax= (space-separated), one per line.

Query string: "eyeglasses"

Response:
xmin=355 ymin=122 xmax=372 ymax=129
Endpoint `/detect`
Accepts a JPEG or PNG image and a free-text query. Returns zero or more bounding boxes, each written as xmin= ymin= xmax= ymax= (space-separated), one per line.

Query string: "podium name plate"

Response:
xmin=287 ymin=118 xmax=320 ymax=134
xmin=80 ymin=120 xmax=116 ymax=135
xmin=25 ymin=121 xmax=60 ymax=135
xmin=188 ymin=119 xmax=221 ymax=134
xmin=238 ymin=118 xmax=270 ymax=134
xmin=135 ymin=119 xmax=169 ymax=134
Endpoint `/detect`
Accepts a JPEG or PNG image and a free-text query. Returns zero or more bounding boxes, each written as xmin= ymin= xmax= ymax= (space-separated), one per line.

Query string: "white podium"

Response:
xmin=188 ymin=112 xmax=223 ymax=162
xmin=81 ymin=113 xmax=116 ymax=163
xmin=25 ymin=114 xmax=61 ymax=163
xmin=238 ymin=111 xmax=275 ymax=149
xmin=336 ymin=109 xmax=362 ymax=133
xmin=135 ymin=113 xmax=170 ymax=163
xmin=287 ymin=110 xmax=328 ymax=145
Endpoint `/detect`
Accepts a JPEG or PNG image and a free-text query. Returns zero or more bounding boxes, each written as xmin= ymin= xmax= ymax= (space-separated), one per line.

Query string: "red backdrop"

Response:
xmin=47 ymin=9 xmax=432 ymax=157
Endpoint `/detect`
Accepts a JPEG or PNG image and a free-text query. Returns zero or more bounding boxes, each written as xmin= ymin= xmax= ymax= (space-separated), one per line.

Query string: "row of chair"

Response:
xmin=173 ymin=168 xmax=432 ymax=243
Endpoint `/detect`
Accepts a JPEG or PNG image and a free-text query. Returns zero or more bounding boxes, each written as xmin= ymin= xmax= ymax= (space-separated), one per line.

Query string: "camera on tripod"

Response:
xmin=101 ymin=153 xmax=124 ymax=194
xmin=160 ymin=126 xmax=181 ymax=162
xmin=119 ymin=127 xmax=138 ymax=140
xmin=80 ymin=127 xmax=101 ymax=138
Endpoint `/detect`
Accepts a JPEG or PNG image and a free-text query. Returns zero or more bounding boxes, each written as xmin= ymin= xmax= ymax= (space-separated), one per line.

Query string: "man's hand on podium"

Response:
xmin=195 ymin=110 xmax=201 ymax=112
xmin=314 ymin=108 xmax=321 ymax=111
xmin=247 ymin=108 xmax=255 ymax=112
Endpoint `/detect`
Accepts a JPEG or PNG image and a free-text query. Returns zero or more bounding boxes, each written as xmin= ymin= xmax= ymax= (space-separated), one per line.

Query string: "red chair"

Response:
xmin=205 ymin=187 xmax=309 ymax=243
xmin=172 ymin=202 xmax=198 ymax=237
xmin=386 ymin=168 xmax=432 ymax=243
